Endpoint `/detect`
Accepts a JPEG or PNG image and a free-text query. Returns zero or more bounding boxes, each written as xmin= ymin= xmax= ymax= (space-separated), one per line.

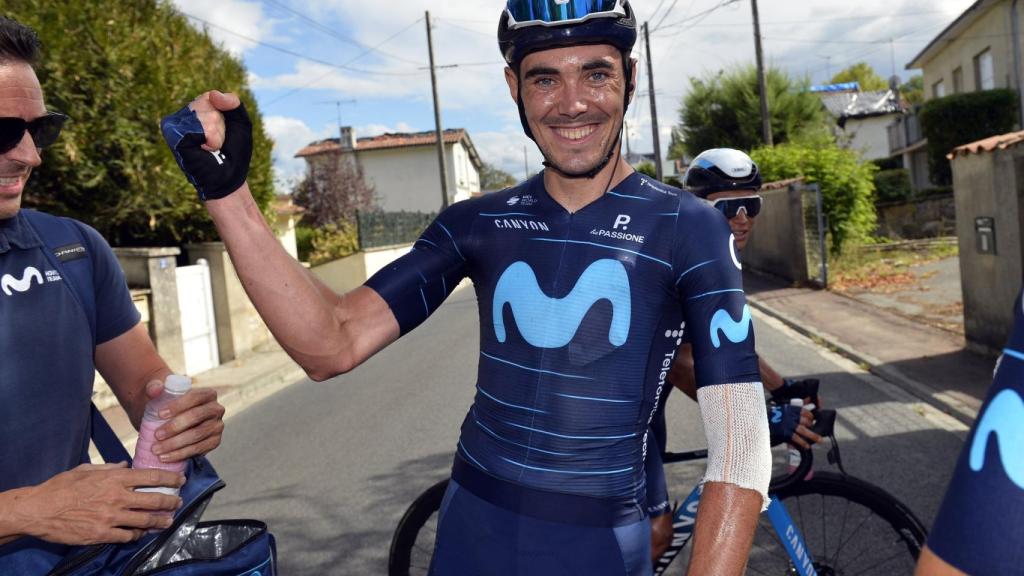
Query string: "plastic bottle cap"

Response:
xmin=164 ymin=374 xmax=192 ymax=394
xmin=790 ymin=398 xmax=803 ymax=407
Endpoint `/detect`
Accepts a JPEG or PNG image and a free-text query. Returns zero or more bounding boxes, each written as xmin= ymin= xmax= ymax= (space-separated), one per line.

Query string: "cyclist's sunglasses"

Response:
xmin=709 ymin=195 xmax=762 ymax=219
xmin=505 ymin=0 xmax=625 ymax=29
xmin=0 ymin=112 xmax=68 ymax=154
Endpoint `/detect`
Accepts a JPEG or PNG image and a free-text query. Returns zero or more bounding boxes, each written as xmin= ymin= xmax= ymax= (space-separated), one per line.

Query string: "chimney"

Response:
xmin=339 ymin=126 xmax=357 ymax=150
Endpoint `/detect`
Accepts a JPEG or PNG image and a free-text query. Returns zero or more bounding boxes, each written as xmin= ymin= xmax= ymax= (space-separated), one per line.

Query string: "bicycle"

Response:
xmin=389 ymin=406 xmax=927 ymax=576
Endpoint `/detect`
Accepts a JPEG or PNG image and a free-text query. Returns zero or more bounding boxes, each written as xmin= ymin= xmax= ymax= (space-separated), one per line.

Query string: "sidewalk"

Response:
xmin=744 ymin=270 xmax=995 ymax=426
xmin=95 ymin=340 xmax=306 ymax=456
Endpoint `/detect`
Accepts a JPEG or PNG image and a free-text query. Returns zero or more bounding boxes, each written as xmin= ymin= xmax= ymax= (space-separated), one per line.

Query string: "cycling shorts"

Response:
xmin=645 ymin=431 xmax=670 ymax=517
xmin=429 ymin=479 xmax=652 ymax=576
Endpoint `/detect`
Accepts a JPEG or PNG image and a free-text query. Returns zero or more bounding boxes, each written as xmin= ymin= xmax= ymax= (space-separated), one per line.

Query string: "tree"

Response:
xmin=900 ymin=75 xmax=924 ymax=106
xmin=293 ymin=154 xmax=377 ymax=228
xmin=6 ymin=1 xmax=275 ymax=246
xmin=830 ymin=62 xmax=888 ymax=91
xmin=752 ymin=134 xmax=877 ymax=254
xmin=677 ymin=65 xmax=828 ymax=157
xmin=635 ymin=161 xmax=657 ymax=178
xmin=479 ymin=162 xmax=517 ymax=190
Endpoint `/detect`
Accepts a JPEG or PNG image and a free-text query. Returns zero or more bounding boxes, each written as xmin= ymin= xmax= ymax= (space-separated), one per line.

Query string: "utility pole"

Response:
xmin=643 ymin=22 xmax=663 ymax=181
xmin=523 ymin=145 xmax=529 ymax=180
xmin=425 ymin=11 xmax=450 ymax=209
xmin=625 ymin=120 xmax=632 ymax=158
xmin=750 ymin=0 xmax=773 ymax=146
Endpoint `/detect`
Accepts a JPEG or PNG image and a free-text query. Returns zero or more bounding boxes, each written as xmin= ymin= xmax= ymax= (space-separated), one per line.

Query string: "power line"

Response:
xmin=182 ymin=12 xmax=423 ymax=77
xmin=651 ymin=0 xmax=681 ymax=32
xmin=262 ymin=0 xmax=424 ymax=65
xmin=653 ymin=0 xmax=741 ymax=33
xmin=263 ymin=17 xmax=425 ymax=106
xmin=673 ymin=9 xmax=955 ymax=28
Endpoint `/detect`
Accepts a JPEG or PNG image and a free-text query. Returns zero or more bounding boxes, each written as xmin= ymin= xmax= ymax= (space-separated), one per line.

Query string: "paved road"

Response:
xmin=205 ymin=287 xmax=969 ymax=575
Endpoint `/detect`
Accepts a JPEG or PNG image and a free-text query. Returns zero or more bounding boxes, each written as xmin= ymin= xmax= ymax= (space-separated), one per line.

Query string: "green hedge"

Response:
xmin=752 ymin=137 xmax=877 ymax=254
xmin=874 ymin=169 xmax=913 ymax=203
xmin=919 ymin=89 xmax=1018 ymax=185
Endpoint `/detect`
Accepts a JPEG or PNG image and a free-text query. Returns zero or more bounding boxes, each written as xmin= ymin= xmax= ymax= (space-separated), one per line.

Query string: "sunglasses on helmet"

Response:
xmin=708 ymin=195 xmax=762 ymax=219
xmin=0 ymin=112 xmax=68 ymax=155
xmin=504 ymin=0 xmax=626 ymax=30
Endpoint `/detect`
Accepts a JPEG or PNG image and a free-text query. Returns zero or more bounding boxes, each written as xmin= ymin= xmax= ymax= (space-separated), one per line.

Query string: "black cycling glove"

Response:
xmin=768 ymin=404 xmax=803 ymax=446
xmin=770 ymin=377 xmax=820 ymax=405
xmin=161 ymin=103 xmax=252 ymax=201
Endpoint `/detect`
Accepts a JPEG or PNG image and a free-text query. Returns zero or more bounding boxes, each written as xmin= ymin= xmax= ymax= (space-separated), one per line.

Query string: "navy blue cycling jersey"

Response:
xmin=927 ymin=289 xmax=1024 ymax=574
xmin=366 ymin=171 xmax=759 ymax=524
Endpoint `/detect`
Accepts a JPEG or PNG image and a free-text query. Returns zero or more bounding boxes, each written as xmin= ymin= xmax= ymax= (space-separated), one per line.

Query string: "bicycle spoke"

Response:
xmin=828 ymin=496 xmax=853 ymax=569
xmin=847 ymin=548 xmax=913 ymax=576
xmin=753 ymin=521 xmax=790 ymax=564
xmin=820 ymin=493 xmax=828 ymax=562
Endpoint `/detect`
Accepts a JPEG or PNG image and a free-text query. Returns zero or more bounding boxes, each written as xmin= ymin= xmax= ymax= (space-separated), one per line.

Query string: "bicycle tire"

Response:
xmin=388 ymin=479 xmax=449 ymax=576
xmin=747 ymin=471 xmax=927 ymax=576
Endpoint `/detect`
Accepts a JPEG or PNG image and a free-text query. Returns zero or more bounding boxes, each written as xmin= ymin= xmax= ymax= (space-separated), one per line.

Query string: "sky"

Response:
xmin=169 ymin=0 xmax=978 ymax=191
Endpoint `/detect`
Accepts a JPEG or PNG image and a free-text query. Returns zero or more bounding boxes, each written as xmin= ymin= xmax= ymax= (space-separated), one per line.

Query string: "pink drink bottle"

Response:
xmin=133 ymin=374 xmax=191 ymax=495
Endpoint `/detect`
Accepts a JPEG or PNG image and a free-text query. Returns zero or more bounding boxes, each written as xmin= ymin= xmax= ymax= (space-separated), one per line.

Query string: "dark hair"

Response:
xmin=0 ymin=16 xmax=41 ymax=66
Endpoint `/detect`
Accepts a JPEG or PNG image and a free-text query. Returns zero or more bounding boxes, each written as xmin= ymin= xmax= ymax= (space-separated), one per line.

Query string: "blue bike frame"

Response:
xmin=653 ymin=483 xmax=818 ymax=576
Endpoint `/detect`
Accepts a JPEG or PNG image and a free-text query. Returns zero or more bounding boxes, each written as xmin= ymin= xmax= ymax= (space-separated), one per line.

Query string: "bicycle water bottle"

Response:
xmin=133 ymin=374 xmax=191 ymax=495
xmin=786 ymin=398 xmax=813 ymax=480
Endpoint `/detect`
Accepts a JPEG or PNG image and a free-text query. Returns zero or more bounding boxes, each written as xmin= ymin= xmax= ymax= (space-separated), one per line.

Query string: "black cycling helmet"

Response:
xmin=497 ymin=0 xmax=638 ymax=178
xmin=498 ymin=0 xmax=638 ymax=67
xmin=683 ymin=148 xmax=762 ymax=198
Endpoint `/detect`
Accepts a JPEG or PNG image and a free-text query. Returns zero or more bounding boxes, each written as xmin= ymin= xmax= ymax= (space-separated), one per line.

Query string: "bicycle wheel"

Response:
xmin=388 ymin=479 xmax=448 ymax=576
xmin=747 ymin=471 xmax=927 ymax=576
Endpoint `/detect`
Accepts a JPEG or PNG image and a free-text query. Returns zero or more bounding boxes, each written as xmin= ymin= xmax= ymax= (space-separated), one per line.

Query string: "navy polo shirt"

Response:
xmin=0 ymin=210 xmax=140 ymax=492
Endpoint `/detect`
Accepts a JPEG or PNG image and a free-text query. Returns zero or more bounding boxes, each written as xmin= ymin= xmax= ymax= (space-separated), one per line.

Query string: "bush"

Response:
xmin=752 ymin=136 xmax=877 ymax=254
xmin=635 ymin=161 xmax=658 ymax=178
xmin=295 ymin=226 xmax=316 ymax=263
xmin=664 ymin=175 xmax=683 ymax=188
xmin=308 ymin=223 xmax=359 ymax=267
xmin=874 ymin=169 xmax=912 ymax=203
xmin=871 ymin=156 xmax=903 ymax=171
xmin=918 ymin=89 xmax=1018 ymax=185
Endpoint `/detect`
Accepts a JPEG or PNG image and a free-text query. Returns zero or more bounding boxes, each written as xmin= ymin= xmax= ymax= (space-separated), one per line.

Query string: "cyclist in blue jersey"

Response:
xmin=914 ymin=289 xmax=1024 ymax=575
xmin=644 ymin=149 xmax=822 ymax=560
xmin=160 ymin=2 xmax=772 ymax=574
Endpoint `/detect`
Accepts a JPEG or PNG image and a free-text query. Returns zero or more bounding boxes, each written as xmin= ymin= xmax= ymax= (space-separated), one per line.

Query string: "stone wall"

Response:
xmin=875 ymin=194 xmax=956 ymax=239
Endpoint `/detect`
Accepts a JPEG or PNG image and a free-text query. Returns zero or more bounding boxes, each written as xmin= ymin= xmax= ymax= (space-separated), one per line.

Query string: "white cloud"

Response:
xmin=172 ymin=0 xmax=277 ymax=56
xmin=264 ymin=116 xmax=335 ymax=192
xmin=357 ymin=123 xmax=415 ymax=137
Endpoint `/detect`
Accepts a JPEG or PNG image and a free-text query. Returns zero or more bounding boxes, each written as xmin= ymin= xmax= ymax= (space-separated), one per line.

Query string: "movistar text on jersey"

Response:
xmin=591 ymin=228 xmax=646 ymax=243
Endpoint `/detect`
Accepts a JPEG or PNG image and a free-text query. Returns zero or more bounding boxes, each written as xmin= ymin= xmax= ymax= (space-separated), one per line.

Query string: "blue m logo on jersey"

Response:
xmin=710 ymin=305 xmax=752 ymax=348
xmin=970 ymin=388 xmax=1024 ymax=490
xmin=493 ymin=259 xmax=631 ymax=349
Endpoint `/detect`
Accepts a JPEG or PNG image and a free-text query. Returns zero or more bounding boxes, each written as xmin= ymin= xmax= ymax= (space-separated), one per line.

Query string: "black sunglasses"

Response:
xmin=0 ymin=111 xmax=68 ymax=154
xmin=709 ymin=195 xmax=762 ymax=219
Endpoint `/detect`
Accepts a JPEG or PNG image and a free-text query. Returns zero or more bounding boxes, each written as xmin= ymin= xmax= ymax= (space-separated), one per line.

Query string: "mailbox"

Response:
xmin=975 ymin=217 xmax=996 ymax=254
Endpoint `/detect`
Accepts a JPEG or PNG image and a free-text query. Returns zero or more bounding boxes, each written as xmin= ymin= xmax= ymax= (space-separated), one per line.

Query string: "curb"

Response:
xmin=746 ymin=293 xmax=980 ymax=427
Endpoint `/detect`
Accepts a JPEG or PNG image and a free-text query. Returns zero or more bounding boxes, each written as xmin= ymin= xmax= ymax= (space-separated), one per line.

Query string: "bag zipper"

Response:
xmin=47 ymin=475 xmax=225 ymax=576
xmin=133 ymin=520 xmax=270 ymax=576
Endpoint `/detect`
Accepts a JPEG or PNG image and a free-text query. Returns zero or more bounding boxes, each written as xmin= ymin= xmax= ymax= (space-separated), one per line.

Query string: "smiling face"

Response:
xmin=0 ymin=62 xmax=44 ymax=220
xmin=707 ymin=189 xmax=758 ymax=250
xmin=505 ymin=44 xmax=633 ymax=177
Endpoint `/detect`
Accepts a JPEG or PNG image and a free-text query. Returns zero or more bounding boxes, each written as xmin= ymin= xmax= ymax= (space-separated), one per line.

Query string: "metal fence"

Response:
xmin=801 ymin=183 xmax=829 ymax=287
xmin=356 ymin=210 xmax=436 ymax=250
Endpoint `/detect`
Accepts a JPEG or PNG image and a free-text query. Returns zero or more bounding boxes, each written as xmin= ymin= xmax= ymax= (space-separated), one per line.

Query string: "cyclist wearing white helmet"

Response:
xmin=645 ymin=149 xmax=823 ymax=562
xmin=161 ymin=2 xmax=772 ymax=574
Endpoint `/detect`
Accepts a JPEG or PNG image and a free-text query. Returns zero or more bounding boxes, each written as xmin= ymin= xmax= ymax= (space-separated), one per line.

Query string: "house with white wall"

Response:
xmin=296 ymin=127 xmax=483 ymax=213
xmin=819 ymin=89 xmax=903 ymax=161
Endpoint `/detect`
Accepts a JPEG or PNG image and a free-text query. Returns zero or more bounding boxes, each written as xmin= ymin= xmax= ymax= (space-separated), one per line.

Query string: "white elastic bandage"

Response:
xmin=697 ymin=382 xmax=772 ymax=510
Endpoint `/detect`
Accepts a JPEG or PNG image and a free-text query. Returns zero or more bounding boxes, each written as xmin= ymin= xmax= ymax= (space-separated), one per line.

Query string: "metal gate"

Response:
xmin=176 ymin=259 xmax=219 ymax=375
xmin=800 ymin=183 xmax=829 ymax=287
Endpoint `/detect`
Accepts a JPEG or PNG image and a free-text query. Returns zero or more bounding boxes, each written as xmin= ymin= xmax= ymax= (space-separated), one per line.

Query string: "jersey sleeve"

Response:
xmin=77 ymin=222 xmax=142 ymax=344
xmin=364 ymin=202 xmax=474 ymax=336
xmin=671 ymin=202 xmax=760 ymax=388
xmin=926 ymin=290 xmax=1024 ymax=574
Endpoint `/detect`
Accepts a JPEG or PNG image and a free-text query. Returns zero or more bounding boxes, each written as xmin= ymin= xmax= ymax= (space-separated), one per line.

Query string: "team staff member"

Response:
xmin=0 ymin=17 xmax=225 ymax=573
xmin=161 ymin=2 xmax=771 ymax=573
xmin=915 ymin=289 xmax=1024 ymax=575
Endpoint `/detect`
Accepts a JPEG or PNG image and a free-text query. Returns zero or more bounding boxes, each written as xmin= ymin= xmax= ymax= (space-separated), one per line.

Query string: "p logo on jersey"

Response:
xmin=493 ymin=259 xmax=631 ymax=349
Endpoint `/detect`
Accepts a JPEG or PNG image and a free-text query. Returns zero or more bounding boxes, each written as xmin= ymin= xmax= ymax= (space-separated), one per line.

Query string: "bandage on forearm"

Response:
xmin=697 ymin=382 xmax=772 ymax=510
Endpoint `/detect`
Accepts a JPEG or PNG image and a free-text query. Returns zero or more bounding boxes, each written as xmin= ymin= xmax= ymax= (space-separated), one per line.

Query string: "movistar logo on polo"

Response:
xmin=590 ymin=213 xmax=645 ymax=243
xmin=506 ymin=194 xmax=537 ymax=207
xmin=709 ymin=304 xmax=752 ymax=348
xmin=493 ymin=259 xmax=631 ymax=348
xmin=970 ymin=388 xmax=1024 ymax=490
xmin=729 ymin=234 xmax=742 ymax=270
xmin=493 ymin=217 xmax=550 ymax=232
xmin=2 ymin=266 xmax=61 ymax=296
